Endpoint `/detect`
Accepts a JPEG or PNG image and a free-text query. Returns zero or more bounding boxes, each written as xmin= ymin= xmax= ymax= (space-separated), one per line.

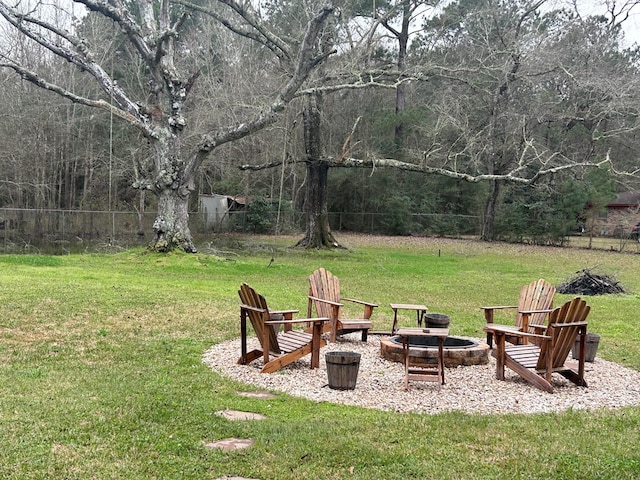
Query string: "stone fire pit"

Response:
xmin=380 ymin=335 xmax=490 ymax=368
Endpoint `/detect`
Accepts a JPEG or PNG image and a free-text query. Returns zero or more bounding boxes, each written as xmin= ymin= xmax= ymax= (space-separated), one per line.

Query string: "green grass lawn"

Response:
xmin=1 ymin=234 xmax=639 ymax=479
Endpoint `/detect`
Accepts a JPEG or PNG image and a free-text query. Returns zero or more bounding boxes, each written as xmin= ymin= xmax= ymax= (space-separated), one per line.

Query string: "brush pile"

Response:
xmin=557 ymin=269 xmax=626 ymax=295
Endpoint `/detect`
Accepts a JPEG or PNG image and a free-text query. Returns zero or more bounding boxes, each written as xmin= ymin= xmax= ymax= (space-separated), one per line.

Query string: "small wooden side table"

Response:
xmin=396 ymin=327 xmax=449 ymax=390
xmin=390 ymin=303 xmax=428 ymax=334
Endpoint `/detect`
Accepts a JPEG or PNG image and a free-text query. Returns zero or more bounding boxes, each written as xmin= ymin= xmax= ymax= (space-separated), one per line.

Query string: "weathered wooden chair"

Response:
xmin=490 ymin=297 xmax=590 ymax=393
xmin=482 ymin=278 xmax=556 ymax=348
xmin=238 ymin=283 xmax=329 ymax=373
xmin=307 ymin=267 xmax=377 ymax=342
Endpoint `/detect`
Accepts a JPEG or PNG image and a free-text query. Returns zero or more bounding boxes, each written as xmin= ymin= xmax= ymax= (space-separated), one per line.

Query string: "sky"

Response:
xmin=557 ymin=0 xmax=640 ymax=47
xmin=623 ymin=7 xmax=640 ymax=46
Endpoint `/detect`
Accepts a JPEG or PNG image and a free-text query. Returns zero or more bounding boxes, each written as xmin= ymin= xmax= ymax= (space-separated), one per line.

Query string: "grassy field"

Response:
xmin=1 ymin=234 xmax=639 ymax=479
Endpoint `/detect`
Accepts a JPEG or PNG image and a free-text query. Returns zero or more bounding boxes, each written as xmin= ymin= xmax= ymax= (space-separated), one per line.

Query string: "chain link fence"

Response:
xmin=0 ymin=207 xmax=483 ymax=253
xmin=5 ymin=207 xmax=636 ymax=254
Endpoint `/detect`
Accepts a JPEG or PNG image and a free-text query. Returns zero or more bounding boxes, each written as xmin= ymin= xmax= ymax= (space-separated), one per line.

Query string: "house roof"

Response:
xmin=607 ymin=191 xmax=640 ymax=208
xmin=224 ymin=195 xmax=246 ymax=206
xmin=200 ymin=194 xmax=247 ymax=206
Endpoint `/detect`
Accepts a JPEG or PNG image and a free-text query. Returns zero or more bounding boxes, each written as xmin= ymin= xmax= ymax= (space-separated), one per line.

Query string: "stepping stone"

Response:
xmin=237 ymin=391 xmax=277 ymax=399
xmin=213 ymin=477 xmax=262 ymax=480
xmin=205 ymin=438 xmax=255 ymax=451
xmin=213 ymin=478 xmax=262 ymax=480
xmin=215 ymin=409 xmax=266 ymax=421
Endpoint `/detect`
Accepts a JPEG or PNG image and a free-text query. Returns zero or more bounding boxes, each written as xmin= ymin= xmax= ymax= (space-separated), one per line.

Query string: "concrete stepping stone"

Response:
xmin=215 ymin=410 xmax=266 ymax=421
xmin=237 ymin=391 xmax=277 ymax=399
xmin=205 ymin=438 xmax=255 ymax=451
xmin=213 ymin=477 xmax=262 ymax=480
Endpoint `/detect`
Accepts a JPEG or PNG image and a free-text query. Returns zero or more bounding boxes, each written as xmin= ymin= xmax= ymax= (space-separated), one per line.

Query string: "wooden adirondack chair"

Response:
xmin=482 ymin=279 xmax=556 ymax=348
xmin=307 ymin=267 xmax=377 ymax=342
xmin=491 ymin=297 xmax=590 ymax=393
xmin=238 ymin=283 xmax=329 ymax=373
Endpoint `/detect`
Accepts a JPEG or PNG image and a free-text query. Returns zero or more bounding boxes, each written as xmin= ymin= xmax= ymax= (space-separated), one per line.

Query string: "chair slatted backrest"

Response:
xmin=239 ymin=283 xmax=281 ymax=354
xmin=309 ymin=268 xmax=341 ymax=319
xmin=516 ymin=279 xmax=556 ymax=331
xmin=537 ymin=297 xmax=589 ymax=370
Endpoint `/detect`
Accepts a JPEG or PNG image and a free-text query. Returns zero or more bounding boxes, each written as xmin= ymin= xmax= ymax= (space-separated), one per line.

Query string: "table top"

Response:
xmin=396 ymin=327 xmax=449 ymax=338
xmin=390 ymin=303 xmax=428 ymax=310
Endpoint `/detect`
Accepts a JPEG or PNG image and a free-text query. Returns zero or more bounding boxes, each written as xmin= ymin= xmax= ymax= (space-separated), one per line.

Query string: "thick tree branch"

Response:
xmin=297 ymin=71 xmax=416 ymax=96
xmin=239 ymin=153 xmax=622 ymax=185
xmin=0 ymin=60 xmax=150 ymax=135
xmin=0 ymin=1 xmax=148 ymax=130
xmin=76 ymin=0 xmax=154 ymax=62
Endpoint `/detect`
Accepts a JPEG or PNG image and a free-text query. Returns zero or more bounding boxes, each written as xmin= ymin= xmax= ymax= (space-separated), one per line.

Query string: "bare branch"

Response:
xmin=340 ymin=116 xmax=361 ymax=161
xmin=238 ymin=153 xmax=630 ymax=185
xmin=173 ymin=0 xmax=292 ymax=61
xmin=0 ymin=61 xmax=150 ymax=134
xmin=195 ymin=3 xmax=335 ymax=152
xmin=0 ymin=1 xmax=147 ymax=125
xmin=75 ymin=0 xmax=154 ymax=62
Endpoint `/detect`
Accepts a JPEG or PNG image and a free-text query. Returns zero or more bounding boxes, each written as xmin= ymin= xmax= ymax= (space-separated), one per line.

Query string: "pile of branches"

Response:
xmin=557 ymin=269 xmax=626 ymax=296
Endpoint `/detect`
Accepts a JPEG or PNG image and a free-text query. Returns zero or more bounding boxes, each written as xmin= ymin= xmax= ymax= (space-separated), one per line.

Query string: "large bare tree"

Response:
xmin=240 ymin=0 xmax=421 ymax=248
xmin=244 ymin=0 xmax=640 ymax=246
xmin=410 ymin=0 xmax=640 ymax=240
xmin=0 ymin=0 xmax=336 ymax=252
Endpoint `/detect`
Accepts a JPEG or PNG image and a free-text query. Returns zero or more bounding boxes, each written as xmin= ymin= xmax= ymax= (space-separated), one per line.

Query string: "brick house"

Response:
xmin=603 ymin=191 xmax=640 ymax=236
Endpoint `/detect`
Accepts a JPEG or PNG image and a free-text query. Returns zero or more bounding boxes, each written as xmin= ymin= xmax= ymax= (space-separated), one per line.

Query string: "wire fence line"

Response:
xmin=0 ymin=207 xmax=481 ymax=252
xmin=1 ymin=207 xmax=639 ymax=255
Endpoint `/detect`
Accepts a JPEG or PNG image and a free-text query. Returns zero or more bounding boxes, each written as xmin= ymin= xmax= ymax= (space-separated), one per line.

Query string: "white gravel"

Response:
xmin=203 ymin=333 xmax=640 ymax=415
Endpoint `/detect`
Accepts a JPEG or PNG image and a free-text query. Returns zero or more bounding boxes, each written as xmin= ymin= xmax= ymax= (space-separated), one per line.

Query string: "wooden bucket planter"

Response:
xmin=325 ymin=351 xmax=361 ymax=390
xmin=572 ymin=333 xmax=600 ymax=363
xmin=425 ymin=313 xmax=450 ymax=329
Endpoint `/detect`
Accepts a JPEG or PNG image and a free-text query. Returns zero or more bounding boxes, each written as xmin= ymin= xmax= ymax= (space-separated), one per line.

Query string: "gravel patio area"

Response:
xmin=204 ymin=333 xmax=640 ymax=415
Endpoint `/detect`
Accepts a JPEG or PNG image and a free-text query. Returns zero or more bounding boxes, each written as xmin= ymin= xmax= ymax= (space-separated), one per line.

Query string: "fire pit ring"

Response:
xmin=380 ymin=335 xmax=489 ymax=368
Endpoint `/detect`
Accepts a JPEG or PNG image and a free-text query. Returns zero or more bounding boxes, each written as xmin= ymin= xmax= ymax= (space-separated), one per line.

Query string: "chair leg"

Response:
xmin=361 ymin=329 xmax=368 ymax=342
xmin=495 ymin=334 xmax=505 ymax=380
xmin=484 ymin=309 xmax=494 ymax=348
xmin=486 ymin=331 xmax=494 ymax=349
xmin=310 ymin=322 xmax=322 ymax=369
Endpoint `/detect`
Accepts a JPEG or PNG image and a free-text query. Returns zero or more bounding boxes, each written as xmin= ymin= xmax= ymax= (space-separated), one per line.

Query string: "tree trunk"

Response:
xmin=297 ymin=160 xmax=340 ymax=248
xmin=295 ymin=94 xmax=341 ymax=249
xmin=147 ymin=129 xmax=197 ymax=253
xmin=151 ymin=189 xmax=196 ymax=253
xmin=393 ymin=0 xmax=411 ymax=151
xmin=481 ymin=179 xmax=500 ymax=241
xmin=137 ymin=190 xmax=146 ymax=236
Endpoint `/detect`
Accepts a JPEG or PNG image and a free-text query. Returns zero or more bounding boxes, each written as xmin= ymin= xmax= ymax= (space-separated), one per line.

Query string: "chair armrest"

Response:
xmin=482 ymin=305 xmax=516 ymax=324
xmin=483 ymin=324 xmax=522 ymax=334
xmin=491 ymin=326 xmax=551 ymax=342
xmin=268 ymin=309 xmax=299 ymax=331
xmin=265 ymin=317 xmax=329 ymax=325
xmin=519 ymin=308 xmax=553 ymax=332
xmin=240 ymin=303 xmax=268 ymax=314
xmin=549 ymin=321 xmax=588 ymax=329
xmin=342 ymin=297 xmax=378 ymax=308
xmin=481 ymin=305 xmax=517 ymax=311
xmin=270 ymin=309 xmax=298 ymax=315
xmin=530 ymin=323 xmax=547 ymax=333
xmin=308 ymin=295 xmax=343 ymax=307
xmin=519 ymin=308 xmax=553 ymax=315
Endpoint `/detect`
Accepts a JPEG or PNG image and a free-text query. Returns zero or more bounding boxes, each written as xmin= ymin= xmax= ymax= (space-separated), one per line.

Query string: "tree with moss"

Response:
xmin=0 ymin=0 xmax=336 ymax=252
